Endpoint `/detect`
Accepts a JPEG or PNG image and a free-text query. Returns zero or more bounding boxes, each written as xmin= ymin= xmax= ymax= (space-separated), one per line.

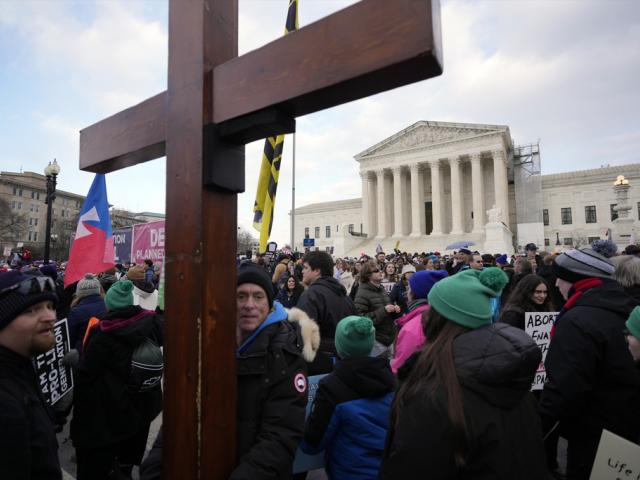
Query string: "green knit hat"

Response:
xmin=335 ymin=315 xmax=375 ymax=359
xmin=626 ymin=306 xmax=640 ymax=340
xmin=105 ymin=280 xmax=134 ymax=311
xmin=427 ymin=267 xmax=508 ymax=329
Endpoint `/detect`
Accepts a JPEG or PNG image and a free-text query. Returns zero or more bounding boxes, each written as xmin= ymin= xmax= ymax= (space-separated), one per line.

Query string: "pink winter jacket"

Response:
xmin=391 ymin=303 xmax=430 ymax=374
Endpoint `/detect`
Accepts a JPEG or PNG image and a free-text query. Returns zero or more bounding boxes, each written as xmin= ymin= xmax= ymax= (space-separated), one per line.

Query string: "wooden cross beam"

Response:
xmin=77 ymin=0 xmax=442 ymax=478
xmin=79 ymin=0 xmax=442 ymax=173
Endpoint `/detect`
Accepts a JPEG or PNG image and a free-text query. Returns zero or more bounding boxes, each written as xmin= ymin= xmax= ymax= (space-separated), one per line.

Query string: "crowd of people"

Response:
xmin=2 ymin=239 xmax=640 ymax=479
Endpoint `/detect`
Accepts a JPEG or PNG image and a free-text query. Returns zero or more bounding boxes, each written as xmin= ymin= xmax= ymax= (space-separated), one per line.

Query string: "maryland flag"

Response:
xmin=253 ymin=0 xmax=299 ymax=253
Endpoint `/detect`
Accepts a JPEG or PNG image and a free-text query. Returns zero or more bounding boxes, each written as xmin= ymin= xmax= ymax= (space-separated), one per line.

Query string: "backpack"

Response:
xmin=129 ymin=337 xmax=163 ymax=393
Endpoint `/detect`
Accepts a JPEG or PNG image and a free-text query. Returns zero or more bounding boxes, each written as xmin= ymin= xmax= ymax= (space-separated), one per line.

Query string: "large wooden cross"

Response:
xmin=78 ymin=0 xmax=442 ymax=477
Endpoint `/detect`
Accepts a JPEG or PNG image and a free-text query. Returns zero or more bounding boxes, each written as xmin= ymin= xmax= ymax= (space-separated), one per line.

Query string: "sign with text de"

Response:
xmin=525 ymin=312 xmax=558 ymax=391
xmin=590 ymin=429 xmax=640 ymax=480
xmin=34 ymin=318 xmax=73 ymax=406
xmin=132 ymin=220 xmax=165 ymax=265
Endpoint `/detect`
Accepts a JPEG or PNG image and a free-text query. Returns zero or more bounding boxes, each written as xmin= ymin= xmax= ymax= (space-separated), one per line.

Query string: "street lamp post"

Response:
xmin=44 ymin=159 xmax=60 ymax=264
xmin=556 ymin=232 xmax=561 ymax=246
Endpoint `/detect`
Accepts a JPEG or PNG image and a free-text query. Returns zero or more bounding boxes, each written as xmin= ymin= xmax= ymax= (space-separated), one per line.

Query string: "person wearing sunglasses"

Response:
xmin=0 ymin=270 xmax=62 ymax=479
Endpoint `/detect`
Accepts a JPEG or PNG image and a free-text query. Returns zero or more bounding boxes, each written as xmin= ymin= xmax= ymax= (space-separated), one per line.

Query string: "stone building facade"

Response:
xmin=0 ymin=170 xmax=165 ymax=260
xmin=0 ymin=171 xmax=85 ymax=257
xmin=292 ymin=121 xmax=640 ymax=256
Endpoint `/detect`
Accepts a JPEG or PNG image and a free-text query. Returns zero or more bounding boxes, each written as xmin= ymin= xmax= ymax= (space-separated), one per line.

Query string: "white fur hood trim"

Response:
xmin=287 ymin=307 xmax=320 ymax=363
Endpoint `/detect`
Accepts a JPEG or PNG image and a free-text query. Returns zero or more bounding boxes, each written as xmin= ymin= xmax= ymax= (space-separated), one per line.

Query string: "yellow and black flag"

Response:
xmin=253 ymin=0 xmax=299 ymax=253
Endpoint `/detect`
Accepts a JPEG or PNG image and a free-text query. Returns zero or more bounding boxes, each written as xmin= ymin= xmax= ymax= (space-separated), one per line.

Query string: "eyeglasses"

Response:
xmin=371 ymin=269 xmax=380 ymax=273
xmin=0 ymin=276 xmax=56 ymax=299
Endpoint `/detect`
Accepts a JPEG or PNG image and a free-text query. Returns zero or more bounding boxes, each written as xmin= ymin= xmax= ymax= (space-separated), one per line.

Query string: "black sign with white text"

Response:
xmin=34 ymin=318 xmax=74 ymax=405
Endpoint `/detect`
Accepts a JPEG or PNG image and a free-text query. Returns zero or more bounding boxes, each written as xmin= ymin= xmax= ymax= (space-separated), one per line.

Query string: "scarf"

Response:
xmin=551 ymin=277 xmax=603 ymax=338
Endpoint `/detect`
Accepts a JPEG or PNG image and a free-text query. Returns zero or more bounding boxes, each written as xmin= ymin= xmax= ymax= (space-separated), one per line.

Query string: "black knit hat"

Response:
xmin=237 ymin=265 xmax=274 ymax=308
xmin=0 ymin=271 xmax=58 ymax=330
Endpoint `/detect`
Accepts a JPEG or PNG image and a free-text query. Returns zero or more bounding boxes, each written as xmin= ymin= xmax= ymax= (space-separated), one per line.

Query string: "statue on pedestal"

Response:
xmin=486 ymin=205 xmax=503 ymax=224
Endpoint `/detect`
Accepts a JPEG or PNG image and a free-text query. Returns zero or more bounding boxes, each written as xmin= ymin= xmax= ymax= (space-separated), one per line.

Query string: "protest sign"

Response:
xmin=590 ymin=429 xmax=640 ymax=479
xmin=132 ymin=220 xmax=165 ymax=264
xmin=525 ymin=312 xmax=558 ymax=390
xmin=292 ymin=374 xmax=327 ymax=474
xmin=34 ymin=318 xmax=73 ymax=406
xmin=113 ymin=226 xmax=133 ymax=263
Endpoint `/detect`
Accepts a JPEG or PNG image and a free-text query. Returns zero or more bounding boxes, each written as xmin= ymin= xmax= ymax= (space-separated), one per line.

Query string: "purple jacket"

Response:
xmin=391 ymin=302 xmax=429 ymax=374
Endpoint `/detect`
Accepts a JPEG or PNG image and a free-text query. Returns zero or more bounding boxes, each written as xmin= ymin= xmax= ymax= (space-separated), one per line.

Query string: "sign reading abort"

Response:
xmin=525 ymin=312 xmax=558 ymax=391
xmin=34 ymin=318 xmax=73 ymax=406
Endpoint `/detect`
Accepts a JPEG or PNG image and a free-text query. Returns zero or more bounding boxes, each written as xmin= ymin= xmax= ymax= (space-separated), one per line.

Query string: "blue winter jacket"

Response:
xmin=67 ymin=294 xmax=107 ymax=352
xmin=301 ymin=356 xmax=396 ymax=480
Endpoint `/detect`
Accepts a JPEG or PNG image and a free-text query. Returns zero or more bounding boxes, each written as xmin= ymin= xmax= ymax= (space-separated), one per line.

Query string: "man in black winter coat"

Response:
xmin=296 ymin=250 xmax=357 ymax=374
xmin=0 ymin=271 xmax=62 ymax=479
xmin=540 ymin=247 xmax=640 ymax=480
xmin=140 ymin=265 xmax=319 ymax=480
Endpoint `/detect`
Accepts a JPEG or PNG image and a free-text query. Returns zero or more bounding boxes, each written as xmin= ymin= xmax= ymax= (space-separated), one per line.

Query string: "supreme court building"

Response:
xmin=292 ymin=120 xmax=640 ymax=256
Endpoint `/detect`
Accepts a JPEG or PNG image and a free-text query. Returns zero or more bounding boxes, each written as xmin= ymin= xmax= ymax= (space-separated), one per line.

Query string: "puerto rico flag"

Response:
xmin=64 ymin=174 xmax=115 ymax=287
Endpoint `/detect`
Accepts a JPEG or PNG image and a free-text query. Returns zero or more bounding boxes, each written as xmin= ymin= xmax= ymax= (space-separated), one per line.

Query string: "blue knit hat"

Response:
xmin=409 ymin=270 xmax=448 ymax=299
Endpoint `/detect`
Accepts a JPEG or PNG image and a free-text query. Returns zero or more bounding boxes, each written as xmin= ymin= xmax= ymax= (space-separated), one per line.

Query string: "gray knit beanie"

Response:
xmin=76 ymin=273 xmax=101 ymax=299
xmin=552 ymin=247 xmax=614 ymax=283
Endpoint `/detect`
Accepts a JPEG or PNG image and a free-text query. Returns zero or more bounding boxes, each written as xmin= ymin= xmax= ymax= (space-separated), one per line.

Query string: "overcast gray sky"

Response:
xmin=1 ymin=0 xmax=639 ymax=245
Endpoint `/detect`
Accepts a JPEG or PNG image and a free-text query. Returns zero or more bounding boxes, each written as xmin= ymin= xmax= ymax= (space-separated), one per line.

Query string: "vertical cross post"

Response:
xmin=163 ymin=1 xmax=240 ymax=478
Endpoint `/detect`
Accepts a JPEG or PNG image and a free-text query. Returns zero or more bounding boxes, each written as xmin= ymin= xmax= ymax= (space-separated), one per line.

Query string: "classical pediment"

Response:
xmin=356 ymin=121 xmax=508 ymax=159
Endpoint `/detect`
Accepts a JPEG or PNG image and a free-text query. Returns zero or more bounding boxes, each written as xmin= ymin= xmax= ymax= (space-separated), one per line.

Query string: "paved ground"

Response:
xmin=57 ymin=413 xmax=565 ymax=479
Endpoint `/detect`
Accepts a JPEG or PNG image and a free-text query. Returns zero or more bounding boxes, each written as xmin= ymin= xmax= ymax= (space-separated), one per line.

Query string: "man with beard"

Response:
xmin=0 ymin=271 xmax=62 ymax=479
xmin=297 ymin=251 xmax=357 ymax=374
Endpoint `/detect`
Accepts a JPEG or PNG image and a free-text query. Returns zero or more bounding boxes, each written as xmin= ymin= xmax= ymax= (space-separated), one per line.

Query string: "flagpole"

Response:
xmin=290 ymin=132 xmax=296 ymax=249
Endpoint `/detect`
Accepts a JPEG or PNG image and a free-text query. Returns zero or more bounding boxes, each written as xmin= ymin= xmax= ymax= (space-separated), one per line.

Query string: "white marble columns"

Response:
xmin=492 ymin=150 xmax=509 ymax=222
xmin=449 ymin=157 xmax=463 ymax=235
xmin=360 ymin=171 xmax=374 ymax=236
xmin=470 ymin=153 xmax=485 ymax=233
xmin=359 ymin=148 xmax=508 ymax=239
xmin=392 ymin=167 xmax=404 ymax=237
xmin=375 ymin=169 xmax=387 ymax=238
xmin=429 ymin=160 xmax=443 ymax=235
xmin=409 ymin=164 xmax=423 ymax=237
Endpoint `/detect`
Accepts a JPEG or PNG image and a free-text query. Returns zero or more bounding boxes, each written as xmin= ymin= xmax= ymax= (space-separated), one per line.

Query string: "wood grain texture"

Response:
xmin=163 ymin=0 xmax=238 ymax=478
xmin=213 ymin=0 xmax=443 ymax=123
xmin=79 ymin=92 xmax=166 ymax=173
xmin=79 ymin=0 xmax=443 ymax=174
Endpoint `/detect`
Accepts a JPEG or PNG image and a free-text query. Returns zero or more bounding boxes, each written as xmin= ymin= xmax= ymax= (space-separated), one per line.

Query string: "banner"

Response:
xmin=132 ymin=220 xmax=165 ymax=265
xmin=292 ymin=374 xmax=327 ymax=474
xmin=590 ymin=430 xmax=640 ymax=479
xmin=34 ymin=318 xmax=74 ymax=406
xmin=525 ymin=311 xmax=558 ymax=390
xmin=113 ymin=227 xmax=133 ymax=263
